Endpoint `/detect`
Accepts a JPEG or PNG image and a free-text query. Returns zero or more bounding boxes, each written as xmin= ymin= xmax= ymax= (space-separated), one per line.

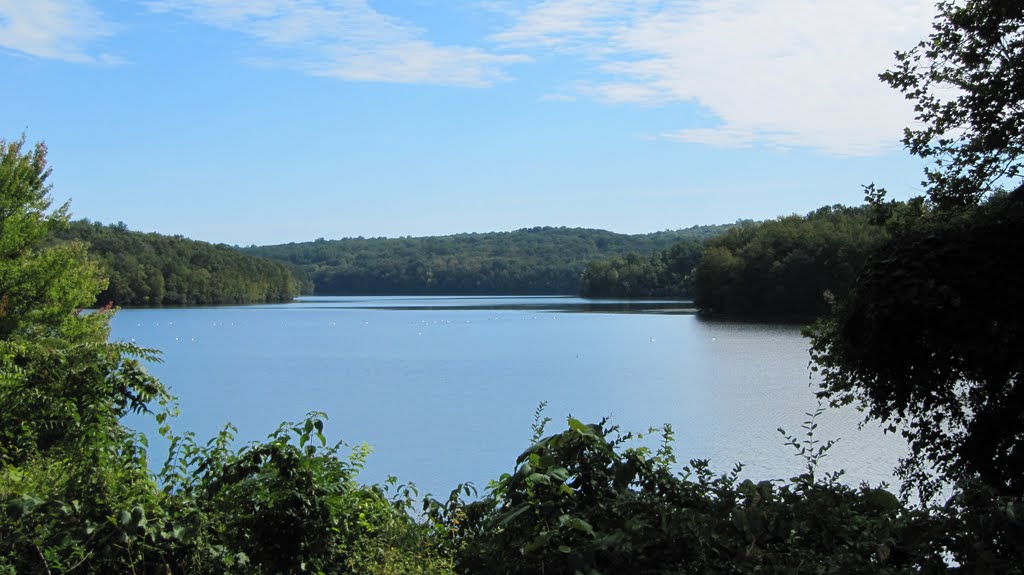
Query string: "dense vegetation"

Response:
xmin=246 ymin=225 xmax=729 ymax=296
xmin=807 ymin=0 xmax=1024 ymax=506
xmin=811 ymin=191 xmax=1024 ymax=501
xmin=3 ymin=0 xmax=1023 ymax=572
xmin=578 ymin=239 xmax=704 ymax=299
xmin=581 ymin=201 xmax=926 ymax=317
xmin=50 ymin=221 xmax=301 ymax=307
xmin=449 ymin=411 xmax=1004 ymax=574
xmin=690 ymin=203 xmax=908 ymax=319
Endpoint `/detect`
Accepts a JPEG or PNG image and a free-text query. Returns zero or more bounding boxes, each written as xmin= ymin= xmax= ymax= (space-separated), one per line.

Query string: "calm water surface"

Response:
xmin=113 ymin=296 xmax=904 ymax=497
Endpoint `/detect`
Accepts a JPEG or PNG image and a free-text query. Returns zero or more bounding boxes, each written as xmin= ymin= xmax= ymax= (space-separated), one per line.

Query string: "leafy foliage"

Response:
xmin=809 ymin=193 xmax=1024 ymax=500
xmin=881 ymin=0 xmax=1024 ymax=207
xmin=0 ymin=139 xmax=103 ymax=337
xmin=447 ymin=415 xmax=948 ymax=575
xmin=810 ymin=0 xmax=1024 ymax=502
xmin=154 ymin=414 xmax=455 ymax=574
xmin=1 ymin=135 xmax=174 ymax=572
xmin=51 ymin=220 xmax=301 ymax=306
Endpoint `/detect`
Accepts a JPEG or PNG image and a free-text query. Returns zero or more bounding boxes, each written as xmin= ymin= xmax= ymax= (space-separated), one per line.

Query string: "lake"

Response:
xmin=113 ymin=295 xmax=905 ymax=498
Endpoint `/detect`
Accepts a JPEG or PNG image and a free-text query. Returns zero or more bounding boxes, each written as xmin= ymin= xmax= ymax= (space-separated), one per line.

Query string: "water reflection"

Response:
xmin=272 ymin=295 xmax=696 ymax=315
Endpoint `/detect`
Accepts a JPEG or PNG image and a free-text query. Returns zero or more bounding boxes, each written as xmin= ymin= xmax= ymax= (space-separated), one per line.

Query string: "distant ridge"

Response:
xmin=244 ymin=225 xmax=733 ymax=296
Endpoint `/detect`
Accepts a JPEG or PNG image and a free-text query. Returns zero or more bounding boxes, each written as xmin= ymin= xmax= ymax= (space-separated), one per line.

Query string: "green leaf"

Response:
xmin=559 ymin=514 xmax=595 ymax=536
xmin=131 ymin=506 xmax=146 ymax=529
xmin=6 ymin=495 xmax=43 ymax=517
xmin=549 ymin=466 xmax=570 ymax=482
xmin=524 ymin=530 xmax=552 ymax=554
xmin=496 ymin=503 xmax=531 ymax=527
xmin=527 ymin=473 xmax=551 ymax=485
xmin=567 ymin=418 xmax=591 ymax=435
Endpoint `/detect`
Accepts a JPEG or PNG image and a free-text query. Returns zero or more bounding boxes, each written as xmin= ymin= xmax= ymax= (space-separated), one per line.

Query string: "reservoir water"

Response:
xmin=112 ymin=296 xmax=905 ymax=498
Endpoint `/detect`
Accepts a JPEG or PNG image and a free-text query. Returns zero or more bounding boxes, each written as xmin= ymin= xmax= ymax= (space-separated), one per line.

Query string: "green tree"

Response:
xmin=881 ymin=0 xmax=1024 ymax=207
xmin=0 ymin=139 xmax=103 ymax=338
xmin=810 ymin=194 xmax=1024 ymax=500
xmin=1 ymin=136 xmax=171 ymax=572
xmin=810 ymin=0 xmax=1024 ymax=504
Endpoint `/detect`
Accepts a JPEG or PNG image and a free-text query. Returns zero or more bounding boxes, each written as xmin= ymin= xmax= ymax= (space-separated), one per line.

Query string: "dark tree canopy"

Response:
xmin=812 ymin=0 xmax=1024 ymax=500
xmin=882 ymin=0 xmax=1024 ymax=206
xmin=691 ymin=205 xmax=893 ymax=319
xmin=810 ymin=194 xmax=1024 ymax=499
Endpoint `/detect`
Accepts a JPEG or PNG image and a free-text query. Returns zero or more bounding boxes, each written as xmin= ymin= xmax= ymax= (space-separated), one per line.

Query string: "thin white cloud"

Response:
xmin=493 ymin=0 xmax=936 ymax=155
xmin=310 ymin=40 xmax=523 ymax=86
xmin=493 ymin=0 xmax=648 ymax=49
xmin=146 ymin=0 xmax=526 ymax=87
xmin=587 ymin=81 xmax=671 ymax=105
xmin=0 ymin=0 xmax=115 ymax=63
xmin=540 ymin=93 xmax=578 ymax=102
xmin=663 ymin=126 xmax=756 ymax=149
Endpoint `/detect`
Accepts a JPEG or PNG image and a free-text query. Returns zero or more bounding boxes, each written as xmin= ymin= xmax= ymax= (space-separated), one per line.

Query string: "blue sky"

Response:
xmin=1 ymin=0 xmax=936 ymax=246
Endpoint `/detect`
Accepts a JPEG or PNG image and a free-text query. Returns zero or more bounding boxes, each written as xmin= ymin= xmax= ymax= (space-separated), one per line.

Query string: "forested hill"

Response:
xmin=580 ymin=204 xmax=898 ymax=312
xmin=51 ymin=220 xmax=301 ymax=306
xmin=244 ymin=225 xmax=731 ymax=295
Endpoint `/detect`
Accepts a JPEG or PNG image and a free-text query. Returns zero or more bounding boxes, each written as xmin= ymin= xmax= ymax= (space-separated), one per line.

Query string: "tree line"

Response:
xmin=50 ymin=220 xmax=302 ymax=307
xmin=245 ymin=225 xmax=730 ymax=296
